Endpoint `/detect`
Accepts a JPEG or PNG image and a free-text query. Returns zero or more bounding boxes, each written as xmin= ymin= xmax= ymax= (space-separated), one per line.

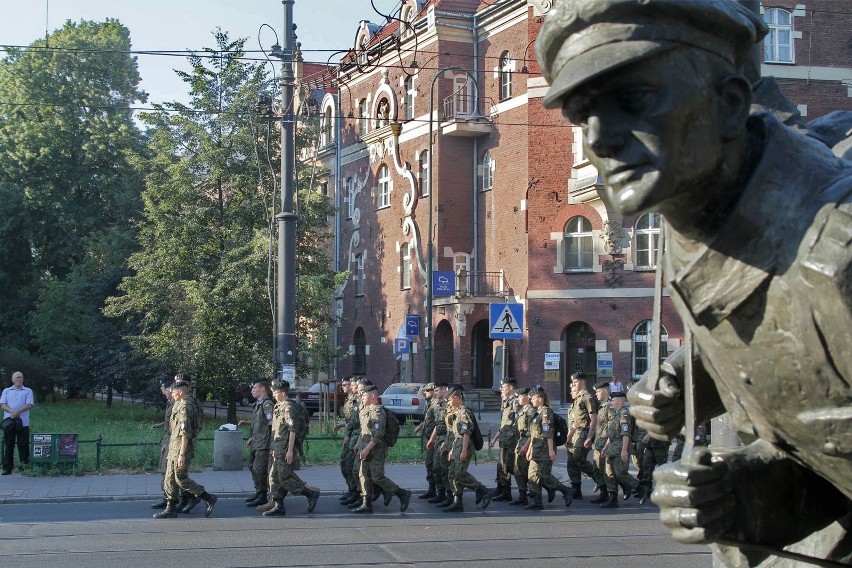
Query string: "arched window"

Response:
xmin=401 ymin=5 xmax=415 ymax=39
xmin=418 ymin=150 xmax=429 ymax=197
xmin=400 ymin=242 xmax=411 ymax=289
xmin=634 ymin=212 xmax=661 ymax=269
xmin=499 ymin=51 xmax=512 ymax=101
xmin=377 ymin=164 xmax=392 ymax=208
xmin=354 ymin=253 xmax=365 ymax=295
xmin=564 ymin=216 xmax=594 ymax=270
xmin=632 ymin=320 xmax=668 ymax=378
xmin=480 ymin=150 xmax=494 ymax=191
xmin=321 ymin=106 xmax=333 ymax=145
xmin=405 ymin=76 xmax=416 ymax=120
xmin=764 ymin=8 xmax=794 ymax=63
xmin=358 ymin=98 xmax=369 ymax=136
xmin=352 ymin=327 xmax=367 ymax=375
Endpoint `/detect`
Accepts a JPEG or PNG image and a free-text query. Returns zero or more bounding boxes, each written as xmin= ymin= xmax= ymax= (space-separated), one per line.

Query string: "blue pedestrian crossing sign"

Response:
xmin=489 ymin=303 xmax=524 ymax=339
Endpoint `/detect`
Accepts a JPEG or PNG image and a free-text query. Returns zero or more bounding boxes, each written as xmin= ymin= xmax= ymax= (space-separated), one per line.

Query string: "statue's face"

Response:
xmin=562 ymin=50 xmax=725 ymax=217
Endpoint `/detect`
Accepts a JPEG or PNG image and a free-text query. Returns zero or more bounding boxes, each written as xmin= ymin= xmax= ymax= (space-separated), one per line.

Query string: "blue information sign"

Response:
xmin=393 ymin=338 xmax=410 ymax=354
xmin=432 ymin=270 xmax=456 ymax=297
xmin=489 ymin=303 xmax=524 ymax=339
xmin=405 ymin=314 xmax=421 ymax=337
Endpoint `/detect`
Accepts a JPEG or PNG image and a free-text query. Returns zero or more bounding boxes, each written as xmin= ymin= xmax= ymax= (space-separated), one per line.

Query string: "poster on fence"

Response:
xmin=58 ymin=434 xmax=78 ymax=458
xmin=32 ymin=434 xmax=52 ymax=459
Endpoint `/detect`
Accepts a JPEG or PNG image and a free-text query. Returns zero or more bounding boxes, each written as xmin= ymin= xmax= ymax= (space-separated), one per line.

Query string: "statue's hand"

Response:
xmin=627 ymin=369 xmax=684 ymax=440
xmin=654 ymin=447 xmax=734 ymax=544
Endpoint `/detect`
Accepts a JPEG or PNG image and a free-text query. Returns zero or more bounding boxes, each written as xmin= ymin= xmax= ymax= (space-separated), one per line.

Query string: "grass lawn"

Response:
xmin=27 ymin=399 xmax=490 ymax=475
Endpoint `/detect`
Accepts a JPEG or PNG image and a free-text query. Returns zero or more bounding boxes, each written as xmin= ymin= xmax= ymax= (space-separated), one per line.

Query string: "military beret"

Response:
xmin=357 ymin=377 xmax=372 ymax=386
xmin=159 ymin=376 xmax=175 ymax=387
xmin=529 ymin=386 xmax=547 ymax=397
xmin=172 ymin=379 xmax=190 ymax=389
xmin=593 ymin=380 xmax=610 ymax=390
xmin=501 ymin=377 xmax=517 ymax=386
xmin=271 ymin=380 xmax=290 ymax=392
xmin=341 ymin=377 xmax=351 ymax=385
xmin=361 ymin=384 xmax=378 ymax=393
xmin=423 ymin=383 xmax=435 ymax=391
xmin=536 ymin=0 xmax=768 ymax=109
xmin=434 ymin=381 xmax=448 ymax=388
xmin=516 ymin=387 xmax=530 ymax=396
xmin=251 ymin=378 xmax=270 ymax=387
xmin=610 ymin=391 xmax=626 ymax=398
xmin=447 ymin=384 xmax=464 ymax=396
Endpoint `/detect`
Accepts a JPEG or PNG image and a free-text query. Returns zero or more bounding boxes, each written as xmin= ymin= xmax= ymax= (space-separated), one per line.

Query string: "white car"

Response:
xmin=379 ymin=383 xmax=426 ymax=424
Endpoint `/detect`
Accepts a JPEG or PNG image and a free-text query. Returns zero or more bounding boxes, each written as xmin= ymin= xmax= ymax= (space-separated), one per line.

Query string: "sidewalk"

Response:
xmin=0 ymin=461 xmax=500 ymax=505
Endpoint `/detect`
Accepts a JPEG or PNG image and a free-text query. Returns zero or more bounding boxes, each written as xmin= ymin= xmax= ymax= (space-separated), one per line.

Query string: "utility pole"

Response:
xmin=270 ymin=0 xmax=298 ymax=385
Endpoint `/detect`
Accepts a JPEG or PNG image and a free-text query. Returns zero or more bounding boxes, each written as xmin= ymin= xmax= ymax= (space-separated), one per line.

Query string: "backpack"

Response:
xmin=470 ymin=411 xmax=484 ymax=451
xmin=290 ymin=398 xmax=311 ymax=450
xmin=383 ymin=407 xmax=401 ymax=447
xmin=188 ymin=397 xmax=205 ymax=438
xmin=552 ymin=412 xmax=568 ymax=447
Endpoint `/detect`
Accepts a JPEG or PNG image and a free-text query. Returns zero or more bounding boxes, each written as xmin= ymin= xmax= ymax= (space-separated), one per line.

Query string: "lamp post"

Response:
xmin=425 ymin=66 xmax=483 ymax=384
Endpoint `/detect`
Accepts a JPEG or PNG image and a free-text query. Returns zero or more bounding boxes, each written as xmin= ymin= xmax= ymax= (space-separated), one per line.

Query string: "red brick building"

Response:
xmin=302 ymin=0 xmax=851 ymax=403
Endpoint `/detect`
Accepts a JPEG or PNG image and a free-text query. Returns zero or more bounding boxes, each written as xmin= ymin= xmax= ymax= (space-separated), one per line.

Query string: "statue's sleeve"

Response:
xmin=662 ymin=344 xmax=727 ymax=425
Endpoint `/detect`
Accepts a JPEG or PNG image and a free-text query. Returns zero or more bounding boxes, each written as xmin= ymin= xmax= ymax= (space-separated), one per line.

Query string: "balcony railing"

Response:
xmin=456 ymin=270 xmax=505 ymax=297
xmin=441 ymin=93 xmax=494 ymax=122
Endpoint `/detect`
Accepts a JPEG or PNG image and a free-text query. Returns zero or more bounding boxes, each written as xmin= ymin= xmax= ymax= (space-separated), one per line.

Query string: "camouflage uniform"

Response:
xmin=604 ymin=405 xmax=640 ymax=496
xmin=249 ymin=395 xmax=275 ymax=494
xmin=158 ymin=398 xmax=174 ymax=472
xmin=340 ymin=393 xmax=359 ymax=493
xmin=420 ymin=395 xmax=438 ymax=488
xmin=268 ymin=399 xmax=309 ymax=499
xmin=592 ymin=400 xmax=612 ymax=489
xmin=356 ymin=404 xmax=401 ymax=498
xmin=565 ymin=388 xmax=597 ymax=487
xmin=527 ymin=406 xmax=568 ymax=499
xmin=163 ymin=398 xmax=205 ymax=501
xmin=447 ymin=405 xmax=486 ymax=495
xmin=514 ymin=401 xmax=536 ymax=498
xmin=495 ymin=395 xmax=519 ymax=495
xmin=431 ymin=398 xmax=451 ymax=497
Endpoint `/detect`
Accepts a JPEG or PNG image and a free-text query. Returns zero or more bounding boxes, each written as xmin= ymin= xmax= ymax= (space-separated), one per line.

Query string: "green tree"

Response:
xmin=0 ymin=20 xmax=148 ymax=397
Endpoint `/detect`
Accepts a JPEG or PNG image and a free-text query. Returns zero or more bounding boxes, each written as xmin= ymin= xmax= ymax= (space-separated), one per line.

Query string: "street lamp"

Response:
xmin=425 ymin=66 xmax=484 ymax=384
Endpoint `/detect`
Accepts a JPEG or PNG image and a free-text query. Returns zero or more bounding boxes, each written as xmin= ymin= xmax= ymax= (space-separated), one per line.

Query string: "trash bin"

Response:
xmin=213 ymin=429 xmax=243 ymax=471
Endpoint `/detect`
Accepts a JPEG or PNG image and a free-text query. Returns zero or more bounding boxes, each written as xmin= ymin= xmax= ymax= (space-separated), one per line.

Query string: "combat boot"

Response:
xmin=263 ymin=500 xmax=286 ymax=516
xmin=491 ymin=484 xmax=511 ymax=502
xmin=343 ymin=492 xmax=361 ymax=506
xmin=559 ymin=483 xmax=573 ymax=508
xmin=637 ymin=485 xmax=650 ymax=506
xmin=179 ymin=495 xmax=201 ymax=514
xmin=383 ymin=489 xmax=394 ymax=507
xmin=351 ymin=497 xmax=373 ymax=514
xmin=397 ymin=489 xmax=412 ymax=512
xmin=572 ymin=483 xmax=583 ymax=500
xmin=339 ymin=489 xmax=355 ymax=503
xmin=590 ymin=489 xmax=609 ymax=504
xmin=427 ymin=488 xmax=446 ymax=504
xmin=257 ymin=499 xmax=277 ymax=512
xmin=418 ymin=483 xmax=437 ymax=500
xmin=200 ymin=492 xmax=218 ymax=517
xmin=152 ymin=501 xmax=178 ymax=519
xmin=600 ymin=494 xmax=619 ymax=509
xmin=545 ymin=486 xmax=556 ymax=503
xmin=475 ymin=485 xmax=495 ymax=509
xmin=509 ymin=492 xmax=528 ymax=506
xmin=247 ymin=490 xmax=267 ymax=507
xmin=303 ymin=488 xmax=320 ymax=513
xmin=441 ymin=494 xmax=464 ymax=513
xmin=151 ymin=494 xmax=168 ymax=509
xmin=245 ymin=490 xmax=261 ymax=503
xmin=438 ymin=493 xmax=454 ymax=508
xmin=524 ymin=494 xmax=544 ymax=510
xmin=175 ymin=494 xmax=189 ymax=513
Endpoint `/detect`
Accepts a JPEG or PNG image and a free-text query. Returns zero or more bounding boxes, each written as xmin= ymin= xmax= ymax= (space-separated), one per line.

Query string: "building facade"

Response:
xmin=301 ymin=0 xmax=851 ymax=403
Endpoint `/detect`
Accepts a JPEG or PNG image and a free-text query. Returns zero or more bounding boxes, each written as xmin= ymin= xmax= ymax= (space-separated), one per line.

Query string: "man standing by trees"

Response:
xmin=1 ymin=371 xmax=33 ymax=475
xmin=153 ymin=379 xmax=217 ymax=519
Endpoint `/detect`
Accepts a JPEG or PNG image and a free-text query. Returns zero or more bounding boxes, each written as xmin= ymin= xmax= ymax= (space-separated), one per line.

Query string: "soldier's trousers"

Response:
xmin=528 ymin=458 xmax=563 ymax=496
xmin=448 ymin=456 xmax=484 ymax=495
xmin=631 ymin=441 xmax=647 ymax=482
xmin=592 ymin=446 xmax=607 ymax=487
xmin=423 ymin=439 xmax=435 ymax=485
xmin=496 ymin=443 xmax=515 ymax=489
xmin=604 ymin=454 xmax=639 ymax=494
xmin=513 ymin=448 xmax=529 ymax=495
xmin=158 ymin=440 xmax=169 ymax=472
xmin=163 ymin=456 xmax=205 ymax=501
xmin=565 ymin=430 xmax=595 ymax=484
xmin=269 ymin=451 xmax=308 ymax=500
xmin=431 ymin=439 xmax=450 ymax=493
xmin=340 ymin=444 xmax=357 ymax=491
xmin=249 ymin=449 xmax=270 ymax=492
xmin=639 ymin=440 xmax=669 ymax=488
xmin=359 ymin=447 xmax=399 ymax=497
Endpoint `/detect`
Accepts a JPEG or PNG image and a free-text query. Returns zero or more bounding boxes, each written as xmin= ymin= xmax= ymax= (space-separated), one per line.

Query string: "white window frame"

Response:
xmin=499 ymin=51 xmax=512 ymax=101
xmin=401 ymin=6 xmax=415 ymax=39
xmin=400 ymin=243 xmax=411 ymax=289
xmin=405 ymin=76 xmax=416 ymax=120
xmin=480 ymin=150 xmax=494 ymax=191
xmin=355 ymin=253 xmax=365 ymax=296
xmin=563 ymin=216 xmax=594 ymax=271
xmin=377 ymin=164 xmax=392 ymax=209
xmin=418 ymin=150 xmax=430 ymax=197
xmin=632 ymin=320 xmax=668 ymax=378
xmin=634 ymin=212 xmax=662 ymax=270
xmin=764 ymin=8 xmax=794 ymax=64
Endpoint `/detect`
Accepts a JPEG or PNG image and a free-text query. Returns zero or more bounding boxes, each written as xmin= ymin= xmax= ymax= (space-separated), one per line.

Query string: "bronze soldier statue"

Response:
xmin=537 ymin=0 xmax=851 ymax=565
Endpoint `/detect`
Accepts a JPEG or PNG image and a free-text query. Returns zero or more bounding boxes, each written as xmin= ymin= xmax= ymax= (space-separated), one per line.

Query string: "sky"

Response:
xmin=0 ymin=0 xmax=400 ymax=105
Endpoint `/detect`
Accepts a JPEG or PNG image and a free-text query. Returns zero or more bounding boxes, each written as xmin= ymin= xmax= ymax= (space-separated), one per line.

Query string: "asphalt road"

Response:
xmin=0 ymin=497 xmax=711 ymax=568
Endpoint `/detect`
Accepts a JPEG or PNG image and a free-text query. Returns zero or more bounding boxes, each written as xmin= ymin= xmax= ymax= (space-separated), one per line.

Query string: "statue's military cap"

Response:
xmin=536 ymin=0 xmax=767 ymax=109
